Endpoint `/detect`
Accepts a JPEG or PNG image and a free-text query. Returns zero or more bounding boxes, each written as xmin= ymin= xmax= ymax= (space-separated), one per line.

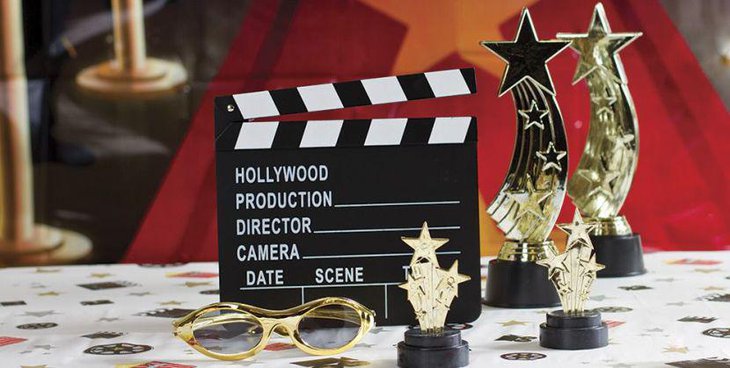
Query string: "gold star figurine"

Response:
xmin=559 ymin=3 xmax=642 ymax=236
xmin=400 ymin=222 xmax=470 ymax=334
xmin=538 ymin=210 xmax=605 ymax=313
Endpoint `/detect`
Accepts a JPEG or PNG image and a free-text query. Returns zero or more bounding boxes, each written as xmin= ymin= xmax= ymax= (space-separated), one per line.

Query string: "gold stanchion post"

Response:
xmin=76 ymin=0 xmax=187 ymax=98
xmin=0 ymin=0 xmax=92 ymax=266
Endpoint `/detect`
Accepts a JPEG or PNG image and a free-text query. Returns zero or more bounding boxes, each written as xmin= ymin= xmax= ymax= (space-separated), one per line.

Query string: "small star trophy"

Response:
xmin=397 ymin=222 xmax=470 ymax=368
xmin=538 ymin=209 xmax=608 ymax=350
xmin=480 ymin=8 xmax=571 ymax=307
xmin=558 ymin=3 xmax=646 ymax=277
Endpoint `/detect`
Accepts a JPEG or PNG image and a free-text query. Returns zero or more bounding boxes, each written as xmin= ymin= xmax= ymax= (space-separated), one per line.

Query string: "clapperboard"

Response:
xmin=214 ymin=69 xmax=480 ymax=325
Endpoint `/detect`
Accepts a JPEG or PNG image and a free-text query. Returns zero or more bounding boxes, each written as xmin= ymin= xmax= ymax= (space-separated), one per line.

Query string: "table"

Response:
xmin=1 ymin=251 xmax=729 ymax=367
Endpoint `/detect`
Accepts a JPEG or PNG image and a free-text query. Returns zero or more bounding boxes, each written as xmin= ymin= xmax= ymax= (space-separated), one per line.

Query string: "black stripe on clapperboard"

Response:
xmin=227 ymin=68 xmax=476 ymax=120
xmin=217 ymin=117 xmax=477 ymax=151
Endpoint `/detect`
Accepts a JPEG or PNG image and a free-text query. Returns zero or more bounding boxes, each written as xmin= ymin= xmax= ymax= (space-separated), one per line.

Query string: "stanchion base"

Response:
xmin=0 ymin=224 xmax=92 ymax=266
xmin=592 ymin=233 xmax=646 ymax=278
xmin=76 ymin=58 xmax=187 ymax=99
xmin=484 ymin=258 xmax=560 ymax=308
xmin=540 ymin=310 xmax=608 ymax=350
xmin=397 ymin=328 xmax=468 ymax=368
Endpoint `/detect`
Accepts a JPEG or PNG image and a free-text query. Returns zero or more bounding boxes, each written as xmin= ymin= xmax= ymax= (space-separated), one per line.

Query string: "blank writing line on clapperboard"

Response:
xmin=334 ymin=200 xmax=460 ymax=208
xmin=313 ymin=225 xmax=460 ymax=234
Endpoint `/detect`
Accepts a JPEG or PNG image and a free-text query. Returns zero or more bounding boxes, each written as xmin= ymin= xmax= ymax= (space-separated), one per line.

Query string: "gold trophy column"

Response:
xmin=76 ymin=0 xmax=187 ymax=98
xmin=0 ymin=0 xmax=91 ymax=266
xmin=559 ymin=3 xmax=645 ymax=277
xmin=480 ymin=9 xmax=571 ymax=308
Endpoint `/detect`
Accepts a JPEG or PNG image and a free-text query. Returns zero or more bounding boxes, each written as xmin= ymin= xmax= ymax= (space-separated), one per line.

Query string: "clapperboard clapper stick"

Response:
xmin=214 ymin=68 xmax=481 ymax=325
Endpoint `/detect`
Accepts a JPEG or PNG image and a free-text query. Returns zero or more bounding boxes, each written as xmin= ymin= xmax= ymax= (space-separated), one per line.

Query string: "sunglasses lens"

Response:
xmin=193 ymin=310 xmax=263 ymax=355
xmin=298 ymin=304 xmax=363 ymax=349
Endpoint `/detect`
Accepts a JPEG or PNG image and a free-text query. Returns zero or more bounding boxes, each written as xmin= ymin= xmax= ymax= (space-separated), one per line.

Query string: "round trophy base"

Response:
xmin=397 ymin=328 xmax=469 ymax=368
xmin=483 ymin=258 xmax=560 ymax=308
xmin=540 ymin=310 xmax=608 ymax=350
xmin=0 ymin=224 xmax=92 ymax=266
xmin=76 ymin=58 xmax=187 ymax=99
xmin=592 ymin=233 xmax=646 ymax=278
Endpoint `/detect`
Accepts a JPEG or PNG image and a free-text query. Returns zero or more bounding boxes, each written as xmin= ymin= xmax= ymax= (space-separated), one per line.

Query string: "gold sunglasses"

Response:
xmin=173 ymin=297 xmax=375 ymax=361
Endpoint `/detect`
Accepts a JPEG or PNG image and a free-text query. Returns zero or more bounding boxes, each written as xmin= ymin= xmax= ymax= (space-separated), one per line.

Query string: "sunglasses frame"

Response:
xmin=173 ymin=297 xmax=375 ymax=361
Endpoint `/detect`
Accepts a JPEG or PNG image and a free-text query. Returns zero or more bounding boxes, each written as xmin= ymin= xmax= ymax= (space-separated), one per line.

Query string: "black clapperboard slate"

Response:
xmin=214 ymin=68 xmax=480 ymax=325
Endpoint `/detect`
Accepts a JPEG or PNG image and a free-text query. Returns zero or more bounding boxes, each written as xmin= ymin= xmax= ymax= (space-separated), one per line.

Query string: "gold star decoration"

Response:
xmin=577 ymin=166 xmax=620 ymax=199
xmin=480 ymin=9 xmax=570 ymax=96
xmin=400 ymin=222 xmax=469 ymax=333
xmin=400 ymin=222 xmax=449 ymax=265
xmin=498 ymin=320 xmax=528 ymax=327
xmin=536 ymin=142 xmax=567 ymax=172
xmin=538 ymin=209 xmax=604 ymax=313
xmin=518 ymin=101 xmax=548 ymax=130
xmin=558 ymin=210 xmax=597 ymax=249
xmin=558 ymin=3 xmax=641 ymax=84
xmin=663 ymin=346 xmax=689 ymax=354
xmin=506 ymin=175 xmax=551 ymax=221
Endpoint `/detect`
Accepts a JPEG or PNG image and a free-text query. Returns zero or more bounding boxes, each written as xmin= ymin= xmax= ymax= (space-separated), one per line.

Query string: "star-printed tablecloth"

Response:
xmin=1 ymin=251 xmax=729 ymax=368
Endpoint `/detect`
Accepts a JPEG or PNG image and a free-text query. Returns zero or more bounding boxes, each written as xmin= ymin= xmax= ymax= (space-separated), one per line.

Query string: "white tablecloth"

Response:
xmin=1 ymin=251 xmax=729 ymax=367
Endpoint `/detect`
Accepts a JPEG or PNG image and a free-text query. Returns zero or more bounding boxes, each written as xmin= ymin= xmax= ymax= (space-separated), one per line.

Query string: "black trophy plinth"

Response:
xmin=397 ymin=328 xmax=469 ymax=368
xmin=592 ymin=233 xmax=646 ymax=278
xmin=484 ymin=259 xmax=560 ymax=308
xmin=539 ymin=310 xmax=608 ymax=350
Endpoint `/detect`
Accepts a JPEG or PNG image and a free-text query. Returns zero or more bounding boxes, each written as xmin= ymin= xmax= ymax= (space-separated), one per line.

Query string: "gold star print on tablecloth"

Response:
xmin=499 ymin=320 xmax=529 ymax=327
xmin=663 ymin=346 xmax=689 ymax=354
xmin=89 ymin=273 xmax=112 ymax=278
xmin=36 ymin=291 xmax=60 ymax=297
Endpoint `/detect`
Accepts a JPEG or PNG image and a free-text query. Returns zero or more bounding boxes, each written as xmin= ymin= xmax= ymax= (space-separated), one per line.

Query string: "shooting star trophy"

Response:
xmin=538 ymin=209 xmax=608 ymax=350
xmin=558 ymin=3 xmax=645 ymax=277
xmin=481 ymin=9 xmax=571 ymax=308
xmin=397 ymin=222 xmax=470 ymax=368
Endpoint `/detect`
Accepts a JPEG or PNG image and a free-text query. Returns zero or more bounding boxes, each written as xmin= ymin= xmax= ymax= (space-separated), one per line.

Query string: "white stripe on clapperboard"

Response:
xmin=232 ymin=91 xmax=279 ymax=120
xmin=231 ymin=68 xmax=471 ymax=120
xmin=429 ymin=117 xmax=472 ymax=144
xmin=300 ymin=120 xmax=344 ymax=147
xmin=233 ymin=117 xmax=472 ymax=149
xmin=364 ymin=118 xmax=408 ymax=146
xmin=234 ymin=121 xmax=279 ymax=149
xmin=424 ymin=69 xmax=471 ymax=97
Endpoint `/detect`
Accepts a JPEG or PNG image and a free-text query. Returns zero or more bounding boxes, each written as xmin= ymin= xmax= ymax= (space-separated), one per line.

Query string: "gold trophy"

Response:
xmin=480 ymin=9 xmax=570 ymax=307
xmin=77 ymin=0 xmax=187 ymax=98
xmin=537 ymin=209 xmax=608 ymax=350
xmin=0 ymin=0 xmax=92 ymax=266
xmin=397 ymin=222 xmax=470 ymax=368
xmin=558 ymin=3 xmax=645 ymax=277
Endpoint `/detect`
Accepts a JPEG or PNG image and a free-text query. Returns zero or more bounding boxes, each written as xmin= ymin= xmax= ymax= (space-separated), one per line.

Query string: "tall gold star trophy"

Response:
xmin=481 ymin=9 xmax=571 ymax=307
xmin=558 ymin=3 xmax=646 ymax=277
xmin=397 ymin=222 xmax=470 ymax=368
xmin=538 ymin=209 xmax=608 ymax=350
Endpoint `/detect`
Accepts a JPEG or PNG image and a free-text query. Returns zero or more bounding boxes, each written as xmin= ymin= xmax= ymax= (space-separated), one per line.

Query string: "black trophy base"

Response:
xmin=540 ymin=310 xmax=608 ymax=350
xmin=484 ymin=259 xmax=560 ymax=308
xmin=592 ymin=233 xmax=646 ymax=278
xmin=397 ymin=328 xmax=469 ymax=368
